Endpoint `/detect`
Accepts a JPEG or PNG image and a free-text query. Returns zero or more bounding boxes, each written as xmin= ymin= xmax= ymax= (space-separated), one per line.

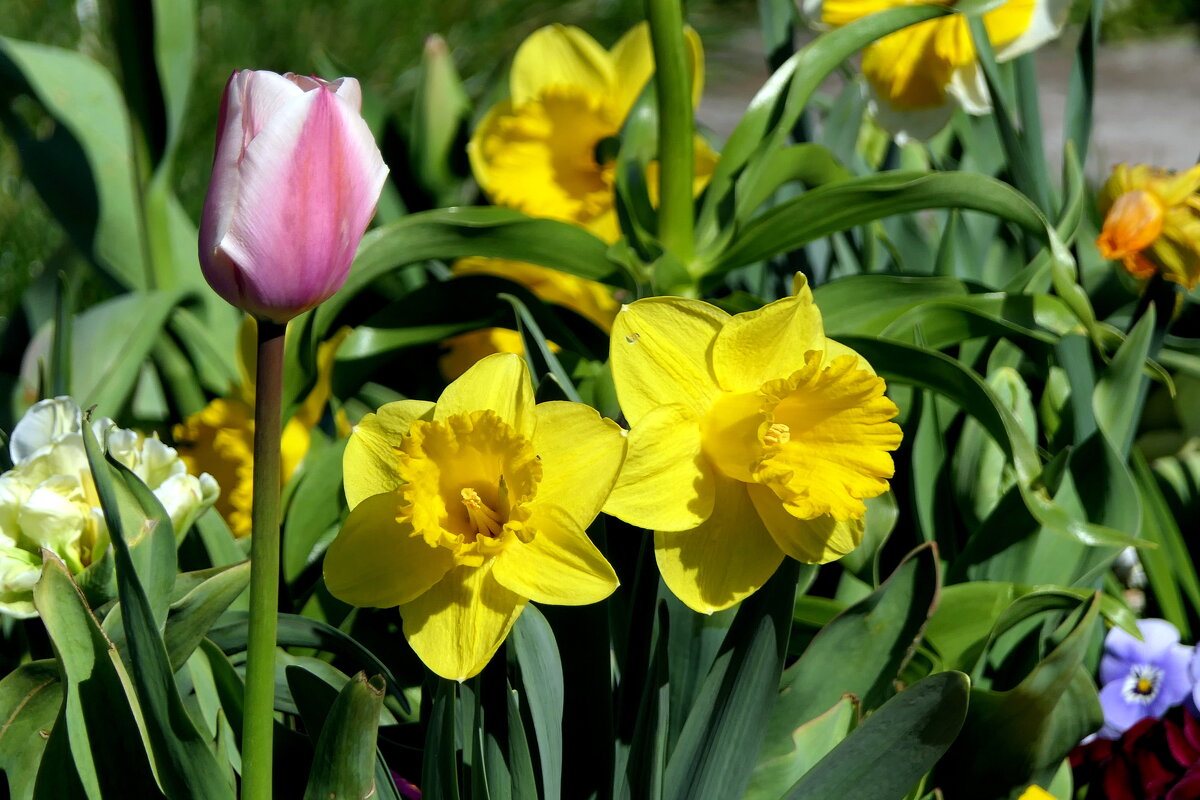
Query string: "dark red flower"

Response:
xmin=1073 ymin=705 xmax=1200 ymax=799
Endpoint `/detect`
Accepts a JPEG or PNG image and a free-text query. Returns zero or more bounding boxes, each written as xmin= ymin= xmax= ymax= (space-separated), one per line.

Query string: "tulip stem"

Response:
xmin=646 ymin=0 xmax=695 ymax=271
xmin=241 ymin=319 xmax=286 ymax=800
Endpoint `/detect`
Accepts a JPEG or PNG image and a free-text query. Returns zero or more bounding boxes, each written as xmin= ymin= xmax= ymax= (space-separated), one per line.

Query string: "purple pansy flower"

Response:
xmin=1098 ymin=619 xmax=1194 ymax=739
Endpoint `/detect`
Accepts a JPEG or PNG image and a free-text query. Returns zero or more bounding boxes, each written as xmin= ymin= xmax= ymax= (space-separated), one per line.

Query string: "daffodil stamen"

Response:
xmin=763 ymin=423 xmax=790 ymax=447
xmin=461 ymin=488 xmax=505 ymax=539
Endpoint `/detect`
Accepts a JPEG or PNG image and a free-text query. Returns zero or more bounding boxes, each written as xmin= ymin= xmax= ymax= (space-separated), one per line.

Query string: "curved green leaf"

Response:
xmin=840 ymin=336 xmax=1141 ymax=549
xmin=0 ymin=661 xmax=63 ymax=800
xmin=315 ymin=208 xmax=621 ymax=341
xmin=713 ymin=171 xmax=1048 ymax=276
xmin=782 ymin=671 xmax=969 ymax=800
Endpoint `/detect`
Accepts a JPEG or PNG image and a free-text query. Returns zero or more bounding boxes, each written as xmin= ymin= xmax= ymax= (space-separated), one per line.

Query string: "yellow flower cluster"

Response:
xmin=325 ymin=278 xmax=902 ymax=678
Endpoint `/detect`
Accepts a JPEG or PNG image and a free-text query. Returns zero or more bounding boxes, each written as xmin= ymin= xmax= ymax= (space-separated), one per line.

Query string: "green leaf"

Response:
xmin=33 ymin=552 xmax=164 ymax=799
xmin=1064 ymin=0 xmax=1101 ymax=163
xmin=0 ymin=660 xmax=63 ymax=800
xmin=782 ymin=671 xmax=969 ymax=800
xmin=163 ymin=561 xmax=251 ymax=670
xmin=501 ymin=292 xmax=583 ymax=403
xmin=283 ymin=438 xmax=347 ymax=583
xmin=423 ymin=680 xmax=461 ymax=800
xmin=1132 ymin=450 xmax=1200 ymax=638
xmin=80 ymin=421 xmax=233 ymax=799
xmin=840 ymin=336 xmax=1141 ymax=549
xmin=732 ymin=143 xmax=852 ymax=226
xmin=31 ymin=703 xmax=87 ymax=799
xmin=699 ymin=4 xmax=951 ymax=230
xmin=25 ymin=292 xmax=186 ymax=417
xmin=510 ymin=606 xmax=564 ymax=800
xmin=207 ymin=611 xmax=411 ymax=714
xmin=763 ymin=543 xmax=940 ymax=757
xmin=713 ymin=171 xmax=1049 ymax=277
xmin=0 ymin=37 xmax=147 ymax=287
xmin=744 ymin=696 xmax=856 ymax=800
xmin=315 ymin=208 xmax=621 ymax=342
xmin=302 ymin=672 xmax=386 ymax=800
xmin=1093 ymin=307 xmax=1156 ymax=457
xmin=662 ymin=561 xmax=798 ymax=800
xmin=939 ymin=596 xmax=1102 ymax=795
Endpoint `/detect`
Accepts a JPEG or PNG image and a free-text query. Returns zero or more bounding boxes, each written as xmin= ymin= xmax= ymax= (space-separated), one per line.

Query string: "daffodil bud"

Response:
xmin=199 ymin=70 xmax=389 ymax=323
xmin=0 ymin=398 xmax=219 ymax=618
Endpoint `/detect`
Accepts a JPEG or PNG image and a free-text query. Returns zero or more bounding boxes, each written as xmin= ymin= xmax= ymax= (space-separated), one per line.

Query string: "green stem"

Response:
xmin=646 ymin=0 xmax=695 ymax=270
xmin=241 ymin=320 xmax=286 ymax=800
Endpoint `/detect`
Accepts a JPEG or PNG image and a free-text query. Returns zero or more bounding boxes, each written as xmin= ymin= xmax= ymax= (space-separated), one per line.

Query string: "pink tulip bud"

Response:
xmin=199 ymin=70 xmax=389 ymax=323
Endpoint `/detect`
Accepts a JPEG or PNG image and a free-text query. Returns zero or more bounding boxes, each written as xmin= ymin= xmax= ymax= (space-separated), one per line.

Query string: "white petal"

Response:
xmin=996 ymin=0 xmax=1071 ymax=62
xmin=10 ymin=397 xmax=81 ymax=464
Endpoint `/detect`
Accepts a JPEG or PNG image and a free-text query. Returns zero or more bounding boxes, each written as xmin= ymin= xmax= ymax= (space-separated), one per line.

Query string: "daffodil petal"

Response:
xmin=510 ymin=25 xmax=615 ymax=108
xmin=400 ymin=563 xmax=526 ymax=681
xmin=344 ymin=400 xmax=436 ymax=509
xmin=866 ymin=85 xmax=956 ymax=143
xmin=492 ymin=503 xmax=618 ymax=605
xmin=711 ymin=275 xmax=825 ymax=392
xmin=324 ymin=493 xmax=455 ymax=607
xmin=608 ymin=23 xmax=705 ymax=119
xmin=608 ymin=22 xmax=655 ymax=120
xmin=603 ymin=404 xmax=715 ymax=531
xmin=532 ymin=401 xmax=626 ymax=529
xmin=610 ymin=298 xmax=726 ymax=424
xmin=654 ymin=477 xmax=784 ymax=614
xmin=747 ymin=484 xmax=863 ymax=564
xmin=995 ymin=0 xmax=1069 ymax=62
xmin=822 ymin=337 xmax=876 ymax=374
xmin=466 ymin=98 xmax=512 ymax=198
xmin=435 ymin=353 xmax=535 ymax=438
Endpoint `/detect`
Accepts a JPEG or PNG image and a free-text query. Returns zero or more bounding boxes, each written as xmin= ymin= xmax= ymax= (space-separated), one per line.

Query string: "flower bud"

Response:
xmin=199 ymin=70 xmax=389 ymax=323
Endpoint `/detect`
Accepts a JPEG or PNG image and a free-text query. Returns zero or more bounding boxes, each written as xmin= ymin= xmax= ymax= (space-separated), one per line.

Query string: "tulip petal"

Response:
xmin=323 ymin=493 xmax=454 ymax=608
xmin=218 ymin=85 xmax=388 ymax=321
xmin=603 ymin=404 xmax=715 ymax=532
xmin=510 ymin=25 xmax=615 ymax=108
xmin=610 ymin=298 xmax=726 ymax=424
xmin=400 ymin=563 xmax=526 ymax=681
xmin=710 ymin=275 xmax=826 ymax=392
xmin=531 ymin=401 xmax=626 ymax=529
xmin=344 ymin=400 xmax=436 ymax=509
xmin=747 ymin=484 xmax=863 ymax=563
xmin=492 ymin=504 xmax=618 ymax=605
xmin=654 ymin=477 xmax=784 ymax=614
xmin=434 ymin=353 xmax=535 ymax=438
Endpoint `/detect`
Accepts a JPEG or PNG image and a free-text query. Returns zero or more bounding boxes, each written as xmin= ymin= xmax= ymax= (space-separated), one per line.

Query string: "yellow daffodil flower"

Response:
xmin=438 ymin=257 xmax=621 ymax=380
xmin=805 ymin=0 xmax=1069 ymax=140
xmin=174 ymin=318 xmax=349 ymax=537
xmin=1097 ymin=163 xmax=1200 ymax=291
xmin=604 ymin=276 xmax=902 ymax=613
xmin=1016 ymin=787 xmax=1057 ymax=800
xmin=323 ymin=353 xmax=624 ymax=680
xmin=468 ymin=22 xmax=717 ymax=243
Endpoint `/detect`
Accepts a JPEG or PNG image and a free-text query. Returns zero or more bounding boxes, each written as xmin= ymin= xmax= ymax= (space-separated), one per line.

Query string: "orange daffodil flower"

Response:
xmin=805 ymin=0 xmax=1069 ymax=140
xmin=1096 ymin=163 xmax=1200 ymax=291
xmin=323 ymin=354 xmax=624 ymax=680
xmin=468 ymin=22 xmax=715 ymax=242
xmin=604 ymin=276 xmax=902 ymax=613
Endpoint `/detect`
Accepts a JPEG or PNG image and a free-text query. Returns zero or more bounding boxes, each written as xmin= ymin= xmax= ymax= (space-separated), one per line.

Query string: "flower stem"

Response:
xmin=241 ymin=319 xmax=286 ymax=800
xmin=646 ymin=0 xmax=695 ymax=270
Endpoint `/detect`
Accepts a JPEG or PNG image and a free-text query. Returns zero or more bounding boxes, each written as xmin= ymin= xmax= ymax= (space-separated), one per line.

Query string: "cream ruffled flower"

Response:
xmin=0 ymin=397 xmax=218 ymax=618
